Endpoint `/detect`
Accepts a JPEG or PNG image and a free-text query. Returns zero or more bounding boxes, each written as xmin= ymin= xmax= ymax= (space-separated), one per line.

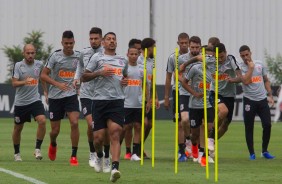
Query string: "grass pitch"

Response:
xmin=0 ymin=118 xmax=281 ymax=184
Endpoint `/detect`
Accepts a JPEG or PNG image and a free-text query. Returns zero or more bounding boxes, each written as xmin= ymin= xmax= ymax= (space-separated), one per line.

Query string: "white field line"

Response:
xmin=0 ymin=167 xmax=47 ymax=184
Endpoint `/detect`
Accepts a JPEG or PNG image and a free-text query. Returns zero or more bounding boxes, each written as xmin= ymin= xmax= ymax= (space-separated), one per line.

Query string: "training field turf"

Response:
xmin=0 ymin=118 xmax=281 ymax=184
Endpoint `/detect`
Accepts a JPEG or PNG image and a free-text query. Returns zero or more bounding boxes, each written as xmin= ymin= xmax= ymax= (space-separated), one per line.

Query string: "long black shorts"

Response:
xmin=14 ymin=101 xmax=45 ymax=124
xmin=80 ymin=98 xmax=93 ymax=117
xmin=189 ymin=108 xmax=214 ymax=128
xmin=124 ymin=108 xmax=142 ymax=125
xmin=92 ymin=99 xmax=124 ymax=131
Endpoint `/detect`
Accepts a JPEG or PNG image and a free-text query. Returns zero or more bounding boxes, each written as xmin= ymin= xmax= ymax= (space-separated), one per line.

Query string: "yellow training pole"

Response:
xmin=152 ymin=47 xmax=156 ymax=168
xmin=202 ymin=48 xmax=209 ymax=179
xmin=141 ymin=48 xmax=148 ymax=165
xmin=215 ymin=47 xmax=219 ymax=182
xmin=174 ymin=48 xmax=179 ymax=174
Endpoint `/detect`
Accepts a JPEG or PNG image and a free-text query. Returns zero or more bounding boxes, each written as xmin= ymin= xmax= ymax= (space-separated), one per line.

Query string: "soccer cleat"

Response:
xmin=261 ymin=152 xmax=275 ymax=159
xmin=110 ymin=169 xmax=121 ymax=183
xmin=197 ymin=152 xmax=204 ymax=164
xmin=208 ymin=156 xmax=214 ymax=163
xmin=34 ymin=149 xmax=43 ymax=160
xmin=103 ymin=157 xmax=111 ymax=173
xmin=130 ymin=154 xmax=141 ymax=161
xmin=191 ymin=144 xmax=199 ymax=159
xmin=178 ymin=154 xmax=188 ymax=162
xmin=209 ymin=150 xmax=215 ymax=158
xmin=200 ymin=156 xmax=206 ymax=167
xmin=93 ymin=155 xmax=103 ymax=172
xmin=143 ymin=151 xmax=150 ymax=159
xmin=249 ymin=154 xmax=256 ymax=160
xmin=70 ymin=157 xmax=79 ymax=166
xmin=14 ymin=153 xmax=22 ymax=161
xmin=185 ymin=139 xmax=192 ymax=158
xmin=124 ymin=153 xmax=131 ymax=160
xmin=208 ymin=138 xmax=215 ymax=151
xmin=48 ymin=144 xmax=57 ymax=161
xmin=89 ymin=152 xmax=95 ymax=167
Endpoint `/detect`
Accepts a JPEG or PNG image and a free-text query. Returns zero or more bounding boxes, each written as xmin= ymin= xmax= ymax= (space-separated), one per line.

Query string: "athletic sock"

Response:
xmin=71 ymin=147 xmax=78 ymax=157
xmin=14 ymin=144 xmax=20 ymax=154
xmin=132 ymin=143 xmax=140 ymax=155
xmin=35 ymin=139 xmax=43 ymax=149
xmin=112 ymin=161 xmax=119 ymax=170
xmin=89 ymin=141 xmax=95 ymax=153
xmin=51 ymin=141 xmax=57 ymax=147
xmin=126 ymin=147 xmax=131 ymax=154
xmin=104 ymin=145 xmax=110 ymax=158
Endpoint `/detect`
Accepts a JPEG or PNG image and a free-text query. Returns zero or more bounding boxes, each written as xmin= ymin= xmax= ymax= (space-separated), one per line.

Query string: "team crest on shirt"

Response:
xmin=119 ymin=60 xmax=124 ymax=66
xmin=256 ymin=65 xmax=262 ymax=72
xmin=15 ymin=116 xmax=20 ymax=123
xmin=34 ymin=68 xmax=40 ymax=76
xmin=245 ymin=104 xmax=250 ymax=111
xmin=72 ymin=59 xmax=79 ymax=68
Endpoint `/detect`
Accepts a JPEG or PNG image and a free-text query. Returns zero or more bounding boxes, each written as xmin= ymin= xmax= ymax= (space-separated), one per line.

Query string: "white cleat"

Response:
xmin=89 ymin=152 xmax=95 ymax=167
xmin=103 ymin=157 xmax=111 ymax=173
xmin=110 ymin=169 xmax=121 ymax=183
xmin=130 ymin=154 xmax=141 ymax=161
xmin=93 ymin=154 xmax=103 ymax=173
xmin=14 ymin=153 xmax=22 ymax=161
xmin=34 ymin=149 xmax=43 ymax=160
xmin=198 ymin=152 xmax=204 ymax=164
xmin=208 ymin=156 xmax=215 ymax=163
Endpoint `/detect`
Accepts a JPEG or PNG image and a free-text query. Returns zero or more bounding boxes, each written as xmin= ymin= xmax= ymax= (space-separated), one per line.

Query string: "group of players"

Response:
xmin=11 ymin=27 xmax=275 ymax=183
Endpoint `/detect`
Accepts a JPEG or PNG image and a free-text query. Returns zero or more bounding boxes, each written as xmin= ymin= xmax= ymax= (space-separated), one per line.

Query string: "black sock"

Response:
xmin=71 ymin=147 xmax=78 ymax=157
xmin=97 ymin=151 xmax=103 ymax=158
xmin=35 ymin=139 xmax=43 ymax=149
xmin=51 ymin=141 xmax=57 ymax=147
xmin=126 ymin=147 xmax=131 ymax=154
xmin=132 ymin=143 xmax=140 ymax=155
xmin=209 ymin=127 xmax=215 ymax=139
xmin=186 ymin=136 xmax=190 ymax=140
xmin=14 ymin=144 xmax=20 ymax=154
xmin=199 ymin=147 xmax=204 ymax=153
xmin=178 ymin=143 xmax=185 ymax=154
xmin=112 ymin=161 xmax=119 ymax=170
xmin=104 ymin=145 xmax=110 ymax=158
xmin=89 ymin=141 xmax=95 ymax=153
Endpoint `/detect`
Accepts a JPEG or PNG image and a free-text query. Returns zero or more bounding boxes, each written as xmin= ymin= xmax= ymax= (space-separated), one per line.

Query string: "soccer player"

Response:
xmin=208 ymin=43 xmax=242 ymax=154
xmin=81 ymin=32 xmax=128 ymax=182
xmin=122 ymin=38 xmax=142 ymax=160
xmin=137 ymin=38 xmax=160 ymax=158
xmin=164 ymin=32 xmax=191 ymax=161
xmin=73 ymin=27 xmax=110 ymax=168
xmin=122 ymin=47 xmax=145 ymax=161
xmin=12 ymin=44 xmax=47 ymax=161
xmin=239 ymin=45 xmax=275 ymax=160
xmin=181 ymin=55 xmax=215 ymax=167
xmin=178 ymin=36 xmax=202 ymax=161
xmin=40 ymin=30 xmax=83 ymax=166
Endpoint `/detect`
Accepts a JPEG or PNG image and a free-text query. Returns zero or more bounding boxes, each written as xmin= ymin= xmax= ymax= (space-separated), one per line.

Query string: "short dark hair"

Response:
xmin=208 ymin=37 xmax=220 ymax=47
xmin=141 ymin=38 xmax=156 ymax=50
xmin=103 ymin=32 xmax=116 ymax=39
xmin=178 ymin=32 xmax=189 ymax=40
xmin=128 ymin=39 xmax=141 ymax=47
xmin=89 ymin=27 xmax=102 ymax=36
xmin=239 ymin=45 xmax=251 ymax=53
xmin=189 ymin=36 xmax=201 ymax=45
xmin=214 ymin=42 xmax=226 ymax=53
xmin=62 ymin=30 xmax=74 ymax=39
xmin=202 ymin=45 xmax=214 ymax=52
xmin=127 ymin=46 xmax=138 ymax=52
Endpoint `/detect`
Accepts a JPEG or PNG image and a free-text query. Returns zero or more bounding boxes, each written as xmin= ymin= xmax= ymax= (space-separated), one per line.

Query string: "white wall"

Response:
xmin=0 ymin=0 xmax=281 ymax=84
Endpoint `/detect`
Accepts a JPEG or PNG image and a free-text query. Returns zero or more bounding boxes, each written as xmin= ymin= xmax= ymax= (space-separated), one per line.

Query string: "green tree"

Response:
xmin=2 ymin=30 xmax=53 ymax=83
xmin=265 ymin=50 xmax=282 ymax=85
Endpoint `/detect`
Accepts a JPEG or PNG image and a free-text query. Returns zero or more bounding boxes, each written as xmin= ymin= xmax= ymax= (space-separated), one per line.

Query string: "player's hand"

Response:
xmin=155 ymin=99 xmax=160 ymax=109
xmin=164 ymin=97 xmax=170 ymax=110
xmin=25 ymin=76 xmax=34 ymax=85
xmin=268 ymin=96 xmax=274 ymax=107
xmin=121 ymin=77 xmax=128 ymax=86
xmin=196 ymin=55 xmax=203 ymax=61
xmin=246 ymin=60 xmax=255 ymax=69
xmin=57 ymin=82 xmax=71 ymax=91
xmin=101 ymin=65 xmax=115 ymax=76
xmin=72 ymin=79 xmax=80 ymax=88
xmin=179 ymin=64 xmax=185 ymax=72
xmin=194 ymin=92 xmax=203 ymax=99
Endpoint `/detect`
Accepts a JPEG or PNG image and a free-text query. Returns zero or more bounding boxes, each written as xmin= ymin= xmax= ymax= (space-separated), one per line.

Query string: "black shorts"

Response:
xmin=172 ymin=89 xmax=181 ymax=122
xmin=14 ymin=101 xmax=45 ymax=124
xmin=209 ymin=91 xmax=234 ymax=123
xmin=48 ymin=95 xmax=80 ymax=121
xmin=92 ymin=99 xmax=124 ymax=131
xmin=124 ymin=108 xmax=142 ymax=125
xmin=80 ymin=98 xmax=93 ymax=117
xmin=189 ymin=108 xmax=214 ymax=128
xmin=180 ymin=95 xmax=190 ymax=112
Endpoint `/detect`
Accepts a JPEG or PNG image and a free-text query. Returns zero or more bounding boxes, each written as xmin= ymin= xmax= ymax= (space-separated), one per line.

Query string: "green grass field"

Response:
xmin=0 ymin=118 xmax=281 ymax=184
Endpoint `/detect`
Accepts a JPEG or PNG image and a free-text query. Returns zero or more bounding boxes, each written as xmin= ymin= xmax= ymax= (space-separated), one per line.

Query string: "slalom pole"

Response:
xmin=152 ymin=47 xmax=156 ymax=168
xmin=215 ymin=47 xmax=219 ymax=182
xmin=141 ymin=48 xmax=148 ymax=165
xmin=202 ymin=48 xmax=209 ymax=179
xmin=174 ymin=48 xmax=179 ymax=174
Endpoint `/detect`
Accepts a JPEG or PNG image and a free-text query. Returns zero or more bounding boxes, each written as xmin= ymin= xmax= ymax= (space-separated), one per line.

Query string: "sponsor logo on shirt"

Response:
xmin=212 ymin=73 xmax=229 ymax=80
xmin=34 ymin=68 xmax=40 ymax=76
xmin=128 ymin=79 xmax=141 ymax=86
xmin=251 ymin=76 xmax=262 ymax=83
xmin=147 ymin=74 xmax=152 ymax=81
xmin=26 ymin=78 xmax=38 ymax=86
xmin=58 ymin=70 xmax=75 ymax=78
xmin=198 ymin=82 xmax=210 ymax=89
